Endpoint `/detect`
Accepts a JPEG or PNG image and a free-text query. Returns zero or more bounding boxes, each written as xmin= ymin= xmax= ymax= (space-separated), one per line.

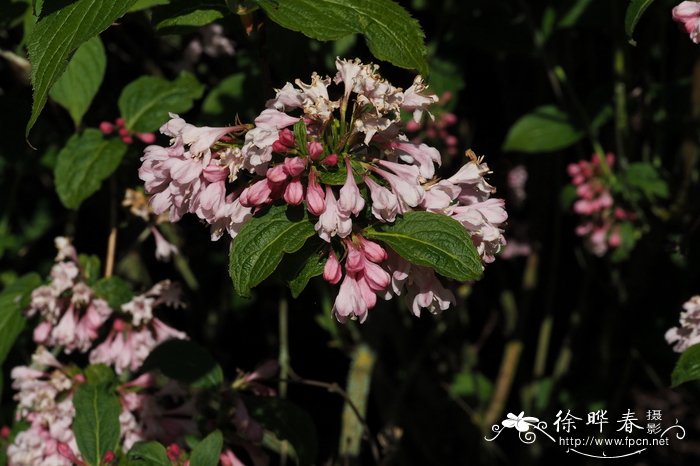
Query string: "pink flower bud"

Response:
xmin=118 ymin=127 xmax=129 ymax=137
xmin=115 ymin=117 xmax=125 ymax=127
xmin=99 ymin=121 xmax=114 ymax=134
xmin=306 ymin=170 xmax=326 ymax=216
xmin=266 ymin=164 xmax=288 ymax=183
xmin=284 ymin=178 xmax=304 ymax=205
xmin=284 ymin=157 xmax=306 ymax=177
xmin=405 ymin=120 xmax=421 ymax=132
xmin=308 ymin=141 xmax=324 ymax=160
xmin=441 ymin=112 xmax=458 ymax=126
xmin=278 ymin=128 xmax=295 ymax=147
xmin=322 ymin=153 xmax=338 ymax=166
xmin=113 ymin=318 xmax=126 ymax=332
xmin=323 ymin=250 xmax=342 ymax=284
xmin=338 ymin=158 xmax=365 ymax=216
xmin=57 ymin=443 xmax=83 ymax=465
xmin=345 ymin=246 xmax=365 ymax=273
xmin=121 ymin=134 xmax=134 ymax=145
xmin=0 ymin=426 xmax=9 ymax=439
xmin=166 ymin=444 xmax=181 ymax=462
xmin=137 ymin=132 xmax=156 ymax=144
xmin=359 ymin=237 xmax=387 ymax=263
xmin=240 ymin=179 xmax=272 ymax=207
xmin=272 ymin=140 xmax=291 ymax=153
xmin=102 ymin=450 xmax=116 ymax=464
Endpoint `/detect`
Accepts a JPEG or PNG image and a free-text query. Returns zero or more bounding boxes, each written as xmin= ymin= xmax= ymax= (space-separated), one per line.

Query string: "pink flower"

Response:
xmin=372 ymin=161 xmax=424 ymax=212
xmin=401 ymin=75 xmax=438 ymax=122
xmin=673 ymin=1 xmax=700 ymax=43
xmin=333 ymin=274 xmax=369 ymax=322
xmin=391 ymin=139 xmax=440 ymax=179
xmin=315 ymin=186 xmax=352 ymax=242
xmin=307 ymin=141 xmax=324 ymax=160
xmin=666 ymin=296 xmax=700 ymax=352
xmin=338 ymin=158 xmax=365 ymax=216
xmin=151 ymin=227 xmax=179 ymax=262
xmin=364 ymin=176 xmax=398 ymax=222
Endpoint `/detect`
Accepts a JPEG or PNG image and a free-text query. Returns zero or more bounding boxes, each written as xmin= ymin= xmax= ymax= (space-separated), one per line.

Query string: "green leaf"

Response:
xmin=253 ymin=0 xmax=428 ymax=75
xmin=92 ymin=276 xmax=133 ymax=310
xmin=129 ymin=0 xmax=170 ymax=13
xmin=49 ymin=36 xmax=106 ymax=128
xmin=364 ymin=211 xmax=483 ymax=281
xmin=229 ymin=205 xmax=316 ymax=297
xmin=118 ymin=72 xmax=204 ymax=133
xmin=621 ymin=162 xmax=668 ymax=201
xmin=672 ymin=343 xmax=700 ymax=387
xmin=0 ymin=274 xmax=41 ymax=367
xmin=84 ymin=364 xmax=117 ymax=385
xmin=153 ymin=0 xmax=228 ymax=34
xmin=141 ymin=339 xmax=222 ymax=387
xmin=73 ymin=383 xmax=121 ymax=466
xmin=278 ymin=239 xmax=327 ymax=298
xmin=189 ymin=430 xmax=223 ymax=466
xmin=126 ymin=441 xmax=171 ymax=466
xmin=202 ymin=73 xmax=246 ymax=116
xmin=26 ymin=0 xmax=138 ymax=136
xmin=54 ymin=129 xmax=127 ymax=209
xmin=502 ymin=105 xmax=583 ymax=153
xmin=78 ymin=254 xmax=102 ymax=285
xmin=558 ymin=0 xmax=593 ymax=29
xmin=625 ymin=0 xmax=655 ymax=43
xmin=247 ymin=397 xmax=318 ymax=466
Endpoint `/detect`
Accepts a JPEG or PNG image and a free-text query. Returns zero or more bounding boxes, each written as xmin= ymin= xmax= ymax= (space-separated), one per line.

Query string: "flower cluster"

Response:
xmin=139 ymin=58 xmax=507 ymax=322
xmin=567 ymin=153 xmax=634 ymax=257
xmin=666 ymin=295 xmax=700 ymax=352
xmin=673 ymin=1 xmax=700 ymax=44
xmin=7 ymin=238 xmax=191 ymax=465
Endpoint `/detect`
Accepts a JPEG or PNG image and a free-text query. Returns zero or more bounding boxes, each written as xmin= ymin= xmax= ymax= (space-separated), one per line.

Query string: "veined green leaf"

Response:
xmin=252 ymin=0 xmax=428 ymax=75
xmin=26 ymin=0 xmax=138 ymax=136
xmin=49 ymin=36 xmax=106 ymax=128
xmin=364 ymin=211 xmax=483 ymax=281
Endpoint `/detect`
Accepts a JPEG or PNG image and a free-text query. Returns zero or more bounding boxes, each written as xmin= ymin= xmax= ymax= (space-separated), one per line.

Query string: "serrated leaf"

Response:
xmin=54 ymin=129 xmax=127 ymax=209
xmin=92 ymin=276 xmax=133 ymax=310
xmin=153 ymin=0 xmax=227 ymax=34
xmin=229 ymin=205 xmax=316 ymax=297
xmin=0 ymin=274 xmax=41 ymax=367
xmin=246 ymin=397 xmax=318 ymax=466
xmin=118 ymin=72 xmax=204 ymax=133
xmin=26 ymin=0 xmax=138 ymax=136
xmin=189 ymin=430 xmax=223 ymax=466
xmin=625 ymin=0 xmax=655 ymax=42
xmin=364 ymin=211 xmax=483 ymax=281
xmin=672 ymin=343 xmax=700 ymax=387
xmin=502 ymin=105 xmax=583 ymax=153
xmin=253 ymin=0 xmax=428 ymax=75
xmin=49 ymin=36 xmax=106 ymax=128
xmin=73 ymin=383 xmax=121 ymax=466
xmin=141 ymin=339 xmax=221 ymax=387
xmin=127 ymin=441 xmax=171 ymax=466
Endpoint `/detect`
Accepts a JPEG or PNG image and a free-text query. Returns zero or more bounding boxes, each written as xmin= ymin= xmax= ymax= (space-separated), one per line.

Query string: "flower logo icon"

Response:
xmin=502 ymin=412 xmax=540 ymax=432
